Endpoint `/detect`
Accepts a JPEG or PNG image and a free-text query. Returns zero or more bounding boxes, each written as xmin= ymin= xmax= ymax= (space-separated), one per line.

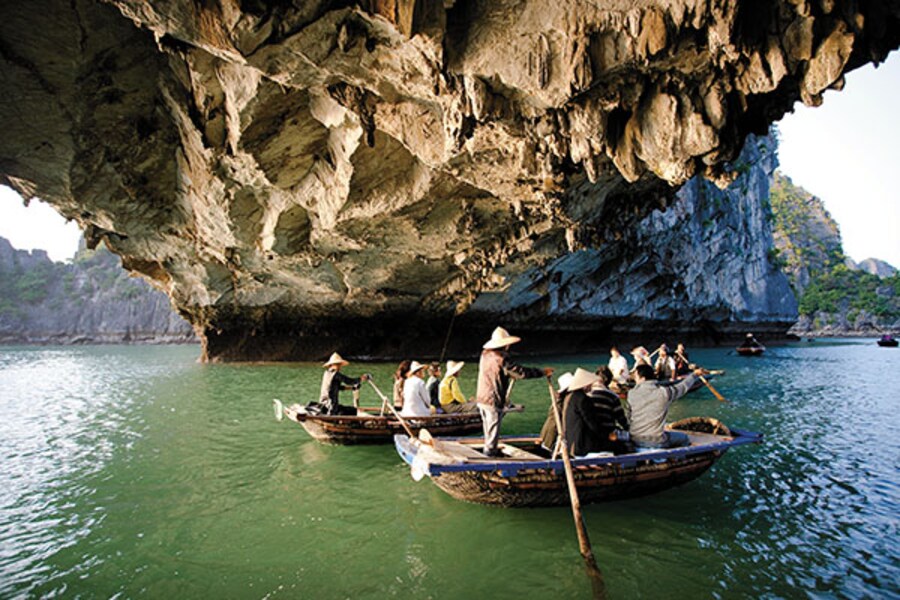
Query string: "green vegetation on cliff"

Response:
xmin=770 ymin=171 xmax=900 ymax=329
xmin=799 ymin=266 xmax=900 ymax=317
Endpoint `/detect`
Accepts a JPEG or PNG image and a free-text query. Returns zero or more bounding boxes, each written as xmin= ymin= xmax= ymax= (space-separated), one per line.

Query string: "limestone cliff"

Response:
xmin=769 ymin=173 xmax=900 ymax=336
xmin=769 ymin=170 xmax=844 ymax=294
xmin=0 ymin=239 xmax=196 ymax=345
xmin=0 ymin=0 xmax=897 ymax=360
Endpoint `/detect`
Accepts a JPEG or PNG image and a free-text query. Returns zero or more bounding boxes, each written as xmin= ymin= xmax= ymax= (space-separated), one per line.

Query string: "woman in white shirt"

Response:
xmin=401 ymin=361 xmax=432 ymax=417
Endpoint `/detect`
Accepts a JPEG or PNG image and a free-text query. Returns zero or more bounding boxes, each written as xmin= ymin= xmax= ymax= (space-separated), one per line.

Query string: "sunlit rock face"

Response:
xmin=0 ymin=0 xmax=897 ymax=360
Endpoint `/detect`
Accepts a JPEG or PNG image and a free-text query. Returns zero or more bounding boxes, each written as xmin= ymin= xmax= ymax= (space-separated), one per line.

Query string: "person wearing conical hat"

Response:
xmin=439 ymin=360 xmax=478 ymax=414
xmin=476 ymin=326 xmax=554 ymax=456
xmin=630 ymin=346 xmax=652 ymax=370
xmin=319 ymin=352 xmax=369 ymax=416
xmin=401 ymin=361 xmax=432 ymax=417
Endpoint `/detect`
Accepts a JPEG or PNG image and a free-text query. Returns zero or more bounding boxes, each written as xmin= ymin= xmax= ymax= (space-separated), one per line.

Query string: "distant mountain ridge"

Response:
xmin=769 ymin=172 xmax=899 ymax=336
xmin=0 ymin=237 xmax=196 ymax=345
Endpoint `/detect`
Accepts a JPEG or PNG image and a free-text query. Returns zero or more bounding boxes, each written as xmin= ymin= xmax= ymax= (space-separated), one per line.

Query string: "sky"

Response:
xmin=777 ymin=51 xmax=900 ymax=269
xmin=0 ymin=52 xmax=898 ymax=266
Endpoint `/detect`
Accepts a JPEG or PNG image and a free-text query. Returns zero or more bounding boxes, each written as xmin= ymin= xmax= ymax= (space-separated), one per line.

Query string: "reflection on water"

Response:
xmin=0 ymin=341 xmax=897 ymax=598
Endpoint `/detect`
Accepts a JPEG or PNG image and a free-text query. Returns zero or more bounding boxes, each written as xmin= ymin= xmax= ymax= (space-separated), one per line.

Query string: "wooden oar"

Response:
xmin=676 ymin=351 xmax=728 ymax=403
xmin=546 ymin=377 xmax=607 ymax=597
xmin=698 ymin=374 xmax=728 ymax=403
xmin=367 ymin=380 xmax=429 ymax=444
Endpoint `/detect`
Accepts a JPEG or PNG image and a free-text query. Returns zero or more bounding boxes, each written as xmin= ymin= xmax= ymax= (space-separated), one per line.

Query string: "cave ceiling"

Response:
xmin=1 ymin=0 xmax=898 ymax=359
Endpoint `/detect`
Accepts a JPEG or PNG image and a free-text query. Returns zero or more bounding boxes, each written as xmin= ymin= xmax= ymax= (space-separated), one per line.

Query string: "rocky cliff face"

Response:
xmin=0 ymin=238 xmax=196 ymax=345
xmin=770 ymin=174 xmax=899 ymax=336
xmin=0 ymin=1 xmax=897 ymax=360
xmin=770 ymin=171 xmax=844 ymax=295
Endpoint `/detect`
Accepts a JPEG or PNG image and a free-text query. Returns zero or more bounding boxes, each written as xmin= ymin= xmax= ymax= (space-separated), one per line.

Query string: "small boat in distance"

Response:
xmin=736 ymin=345 xmax=766 ymax=356
xmin=395 ymin=417 xmax=761 ymax=507
xmin=877 ymin=334 xmax=899 ymax=347
xmin=736 ymin=333 xmax=765 ymax=356
xmin=275 ymin=401 xmax=523 ymax=445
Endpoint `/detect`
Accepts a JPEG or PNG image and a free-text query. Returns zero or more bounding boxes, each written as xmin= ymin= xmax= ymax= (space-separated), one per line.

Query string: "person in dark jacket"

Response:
xmin=541 ymin=367 xmax=629 ymax=456
xmin=319 ymin=352 xmax=369 ymax=415
xmin=476 ymin=327 xmax=553 ymax=456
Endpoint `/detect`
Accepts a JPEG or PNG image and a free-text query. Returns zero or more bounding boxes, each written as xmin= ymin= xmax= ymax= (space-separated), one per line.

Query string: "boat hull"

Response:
xmin=428 ymin=452 xmax=720 ymax=507
xmin=395 ymin=419 xmax=761 ymax=507
xmin=736 ymin=346 xmax=765 ymax=356
xmin=877 ymin=339 xmax=898 ymax=347
xmin=283 ymin=404 xmax=521 ymax=445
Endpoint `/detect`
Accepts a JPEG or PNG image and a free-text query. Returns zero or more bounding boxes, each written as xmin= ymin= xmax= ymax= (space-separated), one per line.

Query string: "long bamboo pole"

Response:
xmin=546 ymin=377 xmax=606 ymax=597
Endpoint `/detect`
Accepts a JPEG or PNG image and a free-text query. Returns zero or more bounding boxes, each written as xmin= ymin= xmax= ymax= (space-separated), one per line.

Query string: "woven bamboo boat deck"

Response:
xmin=394 ymin=417 xmax=761 ymax=507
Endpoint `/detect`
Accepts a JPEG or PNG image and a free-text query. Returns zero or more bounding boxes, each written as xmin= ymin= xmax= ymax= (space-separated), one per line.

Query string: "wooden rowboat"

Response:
xmin=394 ymin=417 xmax=761 ymax=507
xmin=736 ymin=345 xmax=765 ymax=356
xmin=877 ymin=335 xmax=898 ymax=347
xmin=279 ymin=402 xmax=524 ymax=445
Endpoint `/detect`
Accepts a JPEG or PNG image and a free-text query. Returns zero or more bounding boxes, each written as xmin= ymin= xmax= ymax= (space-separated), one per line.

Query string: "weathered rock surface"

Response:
xmin=0 ymin=238 xmax=196 ymax=345
xmin=770 ymin=171 xmax=844 ymax=295
xmin=770 ymin=174 xmax=899 ymax=337
xmin=0 ymin=1 xmax=897 ymax=360
xmin=853 ymin=258 xmax=898 ymax=278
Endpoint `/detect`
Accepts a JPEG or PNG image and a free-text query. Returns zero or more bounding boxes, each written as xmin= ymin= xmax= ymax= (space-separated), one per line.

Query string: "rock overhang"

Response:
xmin=0 ymin=0 xmax=897 ymax=360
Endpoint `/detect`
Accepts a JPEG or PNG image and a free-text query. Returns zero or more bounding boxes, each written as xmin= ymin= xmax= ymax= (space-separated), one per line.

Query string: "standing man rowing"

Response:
xmin=476 ymin=327 xmax=554 ymax=456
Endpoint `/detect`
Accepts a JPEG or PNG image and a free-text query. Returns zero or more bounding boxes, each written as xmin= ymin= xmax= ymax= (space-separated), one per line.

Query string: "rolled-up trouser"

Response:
xmin=478 ymin=403 xmax=504 ymax=456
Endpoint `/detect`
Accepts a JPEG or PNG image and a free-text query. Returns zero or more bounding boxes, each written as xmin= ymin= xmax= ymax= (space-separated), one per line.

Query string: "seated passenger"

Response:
xmin=607 ymin=346 xmax=630 ymax=386
xmin=627 ymin=364 xmax=704 ymax=449
xmin=319 ymin=352 xmax=369 ymax=416
xmin=539 ymin=372 xmax=573 ymax=453
xmin=392 ymin=360 xmax=412 ymax=409
xmin=401 ymin=361 xmax=433 ymax=417
xmin=425 ymin=362 xmax=443 ymax=411
xmin=630 ymin=346 xmax=652 ymax=371
xmin=673 ymin=343 xmax=691 ymax=375
xmin=541 ymin=368 xmax=627 ymax=457
xmin=654 ymin=344 xmax=677 ymax=381
xmin=439 ymin=360 xmax=479 ymax=413
xmin=588 ymin=367 xmax=631 ymax=454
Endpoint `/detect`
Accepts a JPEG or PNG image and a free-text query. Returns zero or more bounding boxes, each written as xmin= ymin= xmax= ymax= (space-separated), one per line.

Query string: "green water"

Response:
xmin=0 ymin=341 xmax=897 ymax=598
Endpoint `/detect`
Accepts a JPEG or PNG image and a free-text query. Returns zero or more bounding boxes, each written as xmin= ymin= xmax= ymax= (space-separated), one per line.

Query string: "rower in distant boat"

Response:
xmin=736 ymin=333 xmax=765 ymax=356
xmin=319 ymin=352 xmax=369 ymax=416
xmin=477 ymin=327 xmax=553 ymax=457
xmin=877 ymin=334 xmax=898 ymax=347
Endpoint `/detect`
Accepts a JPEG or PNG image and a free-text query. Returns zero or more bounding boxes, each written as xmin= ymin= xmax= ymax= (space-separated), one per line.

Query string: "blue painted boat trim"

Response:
xmin=394 ymin=429 xmax=762 ymax=479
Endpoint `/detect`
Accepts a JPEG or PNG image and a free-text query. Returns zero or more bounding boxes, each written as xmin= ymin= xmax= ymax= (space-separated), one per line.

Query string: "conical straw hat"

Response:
xmin=566 ymin=368 xmax=600 ymax=392
xmin=556 ymin=372 xmax=574 ymax=393
xmin=407 ymin=360 xmax=428 ymax=377
xmin=483 ymin=326 xmax=522 ymax=349
xmin=323 ymin=352 xmax=349 ymax=368
xmin=445 ymin=360 xmax=465 ymax=378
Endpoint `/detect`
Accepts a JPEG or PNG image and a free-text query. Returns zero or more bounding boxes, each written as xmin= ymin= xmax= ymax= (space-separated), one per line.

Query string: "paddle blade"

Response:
xmin=273 ymin=399 xmax=284 ymax=421
xmin=418 ymin=428 xmax=434 ymax=446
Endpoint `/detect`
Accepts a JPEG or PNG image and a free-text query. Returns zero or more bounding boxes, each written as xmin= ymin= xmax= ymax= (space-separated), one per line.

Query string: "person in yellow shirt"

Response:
xmin=439 ymin=360 xmax=479 ymax=413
